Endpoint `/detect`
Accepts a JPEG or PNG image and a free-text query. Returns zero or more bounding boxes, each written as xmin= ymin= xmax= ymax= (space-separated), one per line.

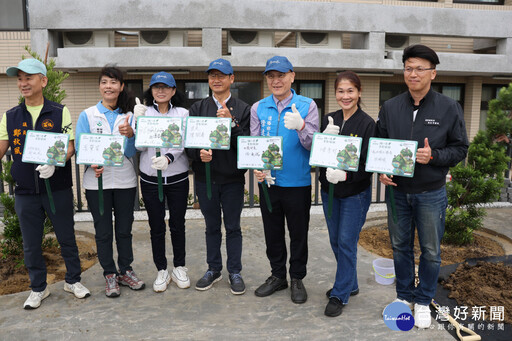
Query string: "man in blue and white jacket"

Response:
xmin=251 ymin=56 xmax=319 ymax=304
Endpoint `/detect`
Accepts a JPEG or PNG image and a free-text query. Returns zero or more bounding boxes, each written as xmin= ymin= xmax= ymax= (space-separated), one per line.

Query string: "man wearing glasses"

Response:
xmin=376 ymin=45 xmax=468 ymax=328
xmin=251 ymin=56 xmax=319 ymax=304
xmin=187 ymin=58 xmax=250 ymax=295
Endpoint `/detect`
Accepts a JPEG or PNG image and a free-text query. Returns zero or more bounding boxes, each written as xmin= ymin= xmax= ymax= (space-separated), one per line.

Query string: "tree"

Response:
xmin=444 ymin=83 xmax=512 ymax=245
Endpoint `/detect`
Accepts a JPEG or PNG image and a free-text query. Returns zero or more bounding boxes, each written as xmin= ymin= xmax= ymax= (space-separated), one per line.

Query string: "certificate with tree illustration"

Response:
xmin=22 ymin=130 xmax=70 ymax=167
xmin=365 ymin=138 xmax=417 ymax=177
xmin=237 ymin=136 xmax=284 ymax=170
xmin=135 ymin=116 xmax=184 ymax=148
xmin=309 ymin=133 xmax=363 ymax=172
xmin=184 ymin=117 xmax=232 ymax=150
xmin=76 ymin=133 xmax=126 ymax=166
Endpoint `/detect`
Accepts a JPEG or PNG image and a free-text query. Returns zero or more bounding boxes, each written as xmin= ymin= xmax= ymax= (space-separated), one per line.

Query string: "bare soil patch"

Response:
xmin=0 ymin=231 xmax=97 ymax=295
xmin=358 ymin=224 xmax=505 ymax=266
xmin=443 ymin=261 xmax=512 ymax=325
xmin=359 ymin=225 xmax=511 ymax=326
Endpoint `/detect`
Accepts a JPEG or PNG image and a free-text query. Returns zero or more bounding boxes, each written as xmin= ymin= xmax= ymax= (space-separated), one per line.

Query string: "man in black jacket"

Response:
xmin=186 ymin=58 xmax=250 ymax=294
xmin=376 ymin=45 xmax=468 ymax=328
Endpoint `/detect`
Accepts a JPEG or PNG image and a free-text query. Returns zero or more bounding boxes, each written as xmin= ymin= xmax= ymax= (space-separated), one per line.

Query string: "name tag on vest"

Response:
xmin=424 ymin=118 xmax=440 ymax=126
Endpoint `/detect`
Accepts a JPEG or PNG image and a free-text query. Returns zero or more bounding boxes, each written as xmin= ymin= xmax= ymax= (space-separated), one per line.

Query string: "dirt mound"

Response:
xmin=0 ymin=231 xmax=97 ymax=295
xmin=442 ymin=261 xmax=512 ymax=325
xmin=358 ymin=225 xmax=505 ymax=266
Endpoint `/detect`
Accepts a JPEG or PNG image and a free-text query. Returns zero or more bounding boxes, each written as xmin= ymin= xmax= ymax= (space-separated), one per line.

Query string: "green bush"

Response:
xmin=0 ymin=193 xmax=23 ymax=259
xmin=444 ymin=83 xmax=511 ymax=245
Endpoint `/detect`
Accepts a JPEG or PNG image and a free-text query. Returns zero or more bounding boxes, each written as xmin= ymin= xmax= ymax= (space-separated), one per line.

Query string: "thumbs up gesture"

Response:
xmin=216 ymin=101 xmax=232 ymax=119
xmin=284 ymin=103 xmax=305 ymax=131
xmin=119 ymin=114 xmax=134 ymax=138
xmin=323 ymin=116 xmax=340 ymax=135
xmin=133 ymin=97 xmax=147 ymax=119
xmin=416 ymin=137 xmax=432 ymax=164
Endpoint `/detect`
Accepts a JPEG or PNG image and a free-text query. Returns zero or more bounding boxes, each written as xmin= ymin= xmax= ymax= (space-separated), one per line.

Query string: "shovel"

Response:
xmin=431 ymin=299 xmax=481 ymax=341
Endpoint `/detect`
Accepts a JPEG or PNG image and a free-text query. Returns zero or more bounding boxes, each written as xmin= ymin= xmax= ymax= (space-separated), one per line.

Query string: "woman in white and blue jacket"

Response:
xmin=76 ymin=66 xmax=144 ymax=298
xmin=132 ymin=72 xmax=190 ymax=293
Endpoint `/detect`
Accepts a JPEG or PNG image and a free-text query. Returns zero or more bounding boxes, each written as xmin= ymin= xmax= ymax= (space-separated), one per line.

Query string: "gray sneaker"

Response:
xmin=228 ymin=273 xmax=246 ymax=295
xmin=118 ymin=270 xmax=145 ymax=290
xmin=105 ymin=274 xmax=120 ymax=298
xmin=195 ymin=270 xmax=222 ymax=291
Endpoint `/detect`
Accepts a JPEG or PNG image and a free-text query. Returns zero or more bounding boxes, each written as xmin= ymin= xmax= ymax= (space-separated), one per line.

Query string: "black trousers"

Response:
xmin=195 ymin=181 xmax=244 ymax=274
xmin=258 ymin=184 xmax=311 ymax=280
xmin=86 ymin=187 xmax=136 ymax=277
xmin=15 ymin=188 xmax=81 ymax=291
xmin=140 ymin=178 xmax=189 ymax=270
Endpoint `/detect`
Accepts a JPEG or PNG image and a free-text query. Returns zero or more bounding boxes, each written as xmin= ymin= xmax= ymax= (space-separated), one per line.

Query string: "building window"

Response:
xmin=380 ymin=83 xmax=464 ymax=107
xmin=125 ymin=80 xmax=143 ymax=104
xmin=379 ymin=83 xmax=408 ymax=107
xmin=292 ymin=81 xmax=325 ymax=121
xmin=0 ymin=0 xmax=28 ymax=31
xmin=453 ymin=0 xmax=504 ymax=4
xmin=176 ymin=81 xmax=261 ymax=109
xmin=431 ymin=84 xmax=464 ymax=107
xmin=231 ymin=82 xmax=260 ymax=106
xmin=480 ymin=84 xmax=506 ymax=130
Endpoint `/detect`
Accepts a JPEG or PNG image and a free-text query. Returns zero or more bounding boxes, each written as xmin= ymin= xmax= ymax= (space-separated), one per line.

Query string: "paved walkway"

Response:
xmin=1 ymin=204 xmax=511 ymax=340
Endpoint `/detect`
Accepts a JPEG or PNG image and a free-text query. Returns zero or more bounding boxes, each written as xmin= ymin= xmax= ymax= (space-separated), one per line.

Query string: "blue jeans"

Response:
xmin=195 ymin=181 xmax=244 ymax=274
xmin=321 ymin=185 xmax=371 ymax=304
xmin=386 ymin=186 xmax=447 ymax=305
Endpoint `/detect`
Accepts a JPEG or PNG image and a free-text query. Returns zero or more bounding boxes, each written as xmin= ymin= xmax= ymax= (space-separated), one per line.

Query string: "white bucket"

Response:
xmin=372 ymin=258 xmax=395 ymax=285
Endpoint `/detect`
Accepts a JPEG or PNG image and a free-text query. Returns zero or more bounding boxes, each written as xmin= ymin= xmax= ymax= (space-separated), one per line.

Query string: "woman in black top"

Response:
xmin=320 ymin=71 xmax=376 ymax=317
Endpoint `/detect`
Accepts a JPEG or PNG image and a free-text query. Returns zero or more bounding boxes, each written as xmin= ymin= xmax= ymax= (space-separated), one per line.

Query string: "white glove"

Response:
xmin=326 ymin=167 xmax=347 ymax=184
xmin=151 ymin=155 xmax=169 ymax=171
xmin=284 ymin=103 xmax=305 ymax=131
xmin=133 ymin=97 xmax=147 ymax=119
xmin=263 ymin=169 xmax=275 ymax=187
xmin=323 ymin=116 xmax=340 ymax=135
xmin=35 ymin=164 xmax=55 ymax=179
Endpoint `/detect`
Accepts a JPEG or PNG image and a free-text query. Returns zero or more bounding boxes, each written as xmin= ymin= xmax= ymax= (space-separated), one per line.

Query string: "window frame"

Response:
xmin=0 ymin=0 xmax=28 ymax=31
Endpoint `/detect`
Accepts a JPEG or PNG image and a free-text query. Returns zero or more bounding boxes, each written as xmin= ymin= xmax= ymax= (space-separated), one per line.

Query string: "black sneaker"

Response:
xmin=290 ymin=278 xmax=307 ymax=304
xmin=195 ymin=270 xmax=222 ymax=291
xmin=228 ymin=273 xmax=246 ymax=295
xmin=254 ymin=276 xmax=288 ymax=297
xmin=325 ymin=297 xmax=344 ymax=317
xmin=326 ymin=288 xmax=359 ymax=298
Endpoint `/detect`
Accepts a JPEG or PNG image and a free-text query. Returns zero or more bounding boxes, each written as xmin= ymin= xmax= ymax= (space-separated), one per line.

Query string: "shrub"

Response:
xmin=444 ymin=83 xmax=511 ymax=245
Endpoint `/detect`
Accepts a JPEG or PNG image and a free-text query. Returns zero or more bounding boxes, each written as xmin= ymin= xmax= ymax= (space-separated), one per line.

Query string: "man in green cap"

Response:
xmin=0 ymin=58 xmax=90 ymax=309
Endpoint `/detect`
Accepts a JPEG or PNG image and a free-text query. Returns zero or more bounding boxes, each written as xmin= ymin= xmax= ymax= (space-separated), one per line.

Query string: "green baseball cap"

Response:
xmin=6 ymin=58 xmax=47 ymax=77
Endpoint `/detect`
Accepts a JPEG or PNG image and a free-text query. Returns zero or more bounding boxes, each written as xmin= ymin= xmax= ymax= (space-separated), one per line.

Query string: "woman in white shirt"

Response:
xmin=133 ymin=72 xmax=190 ymax=292
xmin=76 ymin=66 xmax=144 ymax=298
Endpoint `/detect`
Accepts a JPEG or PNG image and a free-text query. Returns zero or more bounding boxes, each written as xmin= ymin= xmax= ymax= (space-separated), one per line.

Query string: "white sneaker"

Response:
xmin=153 ymin=269 xmax=171 ymax=292
xmin=383 ymin=298 xmax=414 ymax=316
xmin=64 ymin=282 xmax=91 ymax=299
xmin=414 ymin=303 xmax=432 ymax=328
xmin=171 ymin=266 xmax=190 ymax=289
xmin=23 ymin=287 xmax=50 ymax=309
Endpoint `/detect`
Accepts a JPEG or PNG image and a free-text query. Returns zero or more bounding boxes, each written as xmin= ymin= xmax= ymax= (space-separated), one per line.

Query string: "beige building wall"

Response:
xmin=0 ymin=32 xmax=32 ymax=115
xmin=464 ymin=77 xmax=483 ymax=141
